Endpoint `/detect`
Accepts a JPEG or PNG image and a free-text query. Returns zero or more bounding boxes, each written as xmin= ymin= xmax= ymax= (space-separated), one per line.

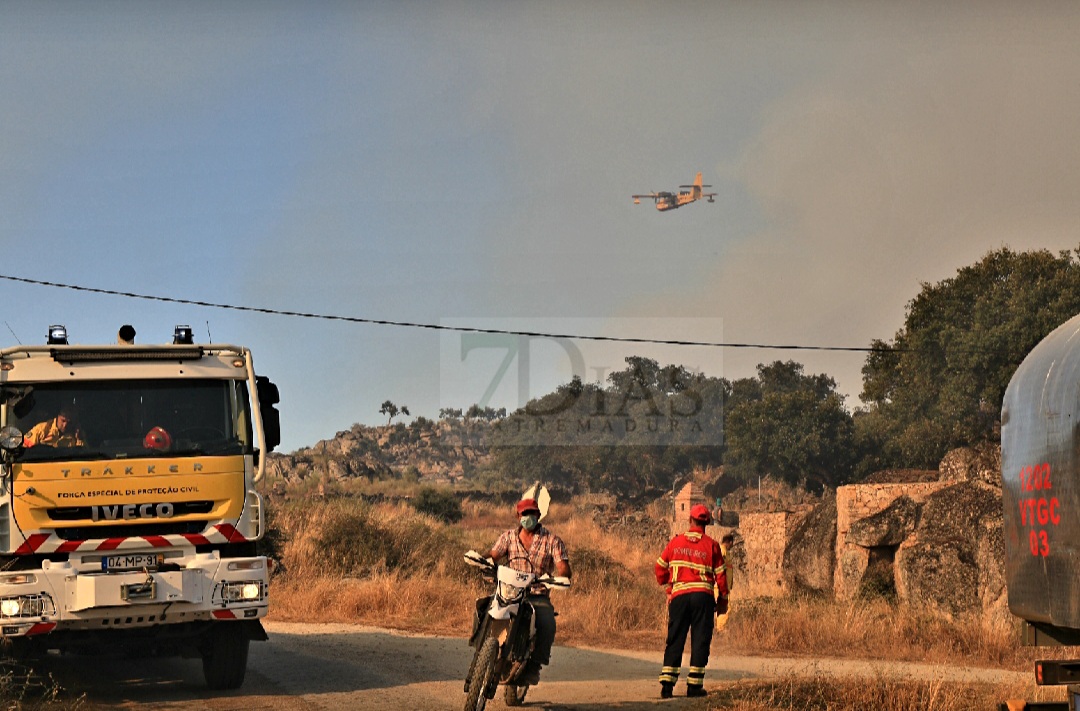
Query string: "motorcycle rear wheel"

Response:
xmin=505 ymin=684 xmax=529 ymax=706
xmin=463 ymin=637 xmax=499 ymax=711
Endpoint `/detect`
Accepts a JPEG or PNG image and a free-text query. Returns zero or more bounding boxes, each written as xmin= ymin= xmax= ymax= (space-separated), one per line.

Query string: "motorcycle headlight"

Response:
xmin=497 ymin=581 xmax=526 ymax=603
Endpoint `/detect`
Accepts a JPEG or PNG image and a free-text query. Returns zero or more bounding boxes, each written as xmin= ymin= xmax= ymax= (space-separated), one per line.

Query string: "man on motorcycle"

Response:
xmin=488 ymin=498 xmax=572 ymax=686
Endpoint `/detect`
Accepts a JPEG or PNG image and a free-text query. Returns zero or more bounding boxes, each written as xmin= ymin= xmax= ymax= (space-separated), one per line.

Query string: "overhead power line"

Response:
xmin=0 ymin=273 xmax=893 ymax=353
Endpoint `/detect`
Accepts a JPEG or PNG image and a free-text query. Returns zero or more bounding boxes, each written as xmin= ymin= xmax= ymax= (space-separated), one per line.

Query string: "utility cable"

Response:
xmin=0 ymin=273 xmax=897 ymax=353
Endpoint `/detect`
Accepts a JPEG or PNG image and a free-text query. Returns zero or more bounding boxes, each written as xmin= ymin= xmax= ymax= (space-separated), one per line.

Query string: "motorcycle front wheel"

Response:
xmin=504 ymin=684 xmax=529 ymax=706
xmin=463 ymin=637 xmax=499 ymax=711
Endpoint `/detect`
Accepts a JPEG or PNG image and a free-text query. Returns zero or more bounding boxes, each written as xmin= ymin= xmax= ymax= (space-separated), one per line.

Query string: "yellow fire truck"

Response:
xmin=0 ymin=325 xmax=280 ymax=689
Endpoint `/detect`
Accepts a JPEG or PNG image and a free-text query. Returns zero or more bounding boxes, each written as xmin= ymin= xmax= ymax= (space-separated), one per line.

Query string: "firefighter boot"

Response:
xmin=660 ymin=682 xmax=674 ymax=699
xmin=687 ymin=685 xmax=708 ymax=698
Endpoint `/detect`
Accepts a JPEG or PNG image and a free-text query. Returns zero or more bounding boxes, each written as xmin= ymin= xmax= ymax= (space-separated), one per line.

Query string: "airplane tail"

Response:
xmin=693 ymin=172 xmax=703 ymax=199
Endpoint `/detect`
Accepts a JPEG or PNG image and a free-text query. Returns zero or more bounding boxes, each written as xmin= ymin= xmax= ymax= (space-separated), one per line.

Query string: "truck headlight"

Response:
xmin=0 ymin=426 xmax=24 ymax=454
xmin=0 ymin=594 xmax=52 ymax=618
xmin=221 ymin=580 xmax=265 ymax=603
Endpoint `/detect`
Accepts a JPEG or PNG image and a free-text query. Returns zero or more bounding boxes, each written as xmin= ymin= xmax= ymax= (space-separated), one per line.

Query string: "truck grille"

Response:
xmin=52 ymin=521 xmax=211 ymax=540
xmin=46 ymin=501 xmax=214 ymax=521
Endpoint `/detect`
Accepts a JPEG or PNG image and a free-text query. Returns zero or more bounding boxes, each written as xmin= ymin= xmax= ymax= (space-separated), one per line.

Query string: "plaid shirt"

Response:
xmin=491 ymin=524 xmax=569 ymax=594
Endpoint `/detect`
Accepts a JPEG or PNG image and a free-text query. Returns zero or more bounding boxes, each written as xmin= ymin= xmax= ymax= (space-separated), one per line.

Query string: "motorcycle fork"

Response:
xmin=502 ymin=604 xmax=535 ymax=684
xmin=479 ymin=618 xmax=513 ymax=696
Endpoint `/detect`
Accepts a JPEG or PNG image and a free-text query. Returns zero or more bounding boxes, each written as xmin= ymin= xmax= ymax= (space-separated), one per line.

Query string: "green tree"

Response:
xmin=724 ymin=361 xmax=855 ymax=491
xmin=485 ymin=357 xmax=725 ymax=498
xmin=860 ymin=246 xmax=1080 ymax=468
xmin=379 ymin=400 xmax=399 ymax=423
xmin=379 ymin=400 xmax=409 ymax=424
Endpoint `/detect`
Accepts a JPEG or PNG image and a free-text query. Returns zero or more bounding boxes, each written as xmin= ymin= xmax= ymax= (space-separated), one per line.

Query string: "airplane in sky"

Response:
xmin=632 ymin=172 xmax=717 ymax=211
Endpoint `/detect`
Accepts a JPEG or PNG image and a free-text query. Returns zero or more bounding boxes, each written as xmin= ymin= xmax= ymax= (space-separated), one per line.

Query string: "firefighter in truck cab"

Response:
xmin=23 ymin=404 xmax=84 ymax=448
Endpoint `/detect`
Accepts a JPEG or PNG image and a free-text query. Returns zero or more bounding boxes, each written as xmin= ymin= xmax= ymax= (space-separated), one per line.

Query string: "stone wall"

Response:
xmin=740 ymin=510 xmax=810 ymax=598
xmin=834 ymin=482 xmax=949 ymax=600
xmin=665 ymin=454 xmax=1005 ymax=617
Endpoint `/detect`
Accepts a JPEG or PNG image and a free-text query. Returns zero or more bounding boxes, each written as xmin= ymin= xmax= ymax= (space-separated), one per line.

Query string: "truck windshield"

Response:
xmin=2 ymin=379 xmax=252 ymax=462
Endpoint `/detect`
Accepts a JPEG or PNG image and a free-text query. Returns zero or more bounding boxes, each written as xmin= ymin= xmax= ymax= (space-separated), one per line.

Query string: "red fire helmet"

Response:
xmin=144 ymin=426 xmax=172 ymax=451
xmin=689 ymin=503 xmax=712 ymax=525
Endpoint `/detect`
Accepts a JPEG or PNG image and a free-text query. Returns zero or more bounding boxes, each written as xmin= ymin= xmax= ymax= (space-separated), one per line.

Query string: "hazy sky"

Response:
xmin=3 ymin=1 xmax=1079 ymax=451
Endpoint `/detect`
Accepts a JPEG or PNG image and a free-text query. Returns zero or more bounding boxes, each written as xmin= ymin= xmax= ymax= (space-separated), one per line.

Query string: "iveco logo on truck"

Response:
xmin=91 ymin=503 xmax=175 ymax=521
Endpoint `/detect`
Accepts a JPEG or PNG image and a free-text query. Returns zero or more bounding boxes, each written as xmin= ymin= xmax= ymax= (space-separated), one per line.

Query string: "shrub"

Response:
xmin=412 ymin=487 xmax=463 ymax=523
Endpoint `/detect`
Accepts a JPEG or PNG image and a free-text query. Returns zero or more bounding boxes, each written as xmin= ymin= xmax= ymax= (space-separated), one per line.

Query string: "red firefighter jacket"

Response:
xmin=655 ymin=525 xmax=729 ymax=602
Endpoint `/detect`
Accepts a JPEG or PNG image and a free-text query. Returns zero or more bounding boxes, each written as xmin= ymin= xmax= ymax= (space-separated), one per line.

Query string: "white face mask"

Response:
xmin=520 ymin=515 xmax=539 ymax=531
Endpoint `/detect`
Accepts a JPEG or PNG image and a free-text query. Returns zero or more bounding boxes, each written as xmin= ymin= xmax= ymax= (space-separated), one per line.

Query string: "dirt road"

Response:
xmin=43 ymin=621 xmax=1026 ymax=710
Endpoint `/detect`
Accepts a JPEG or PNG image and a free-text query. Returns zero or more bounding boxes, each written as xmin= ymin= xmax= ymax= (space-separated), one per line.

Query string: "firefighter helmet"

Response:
xmin=144 ymin=426 xmax=172 ymax=451
xmin=689 ymin=503 xmax=712 ymax=525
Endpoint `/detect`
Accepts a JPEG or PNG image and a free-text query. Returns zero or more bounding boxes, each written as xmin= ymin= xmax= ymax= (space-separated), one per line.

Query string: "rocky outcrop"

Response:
xmin=847 ymin=495 xmax=918 ymax=548
xmin=895 ymin=480 xmax=1002 ymax=616
xmin=939 ymin=443 xmax=1001 ymax=487
xmin=266 ymin=421 xmax=493 ymax=487
xmin=783 ymin=494 xmax=837 ymax=594
xmin=823 ymin=449 xmax=1006 ymax=617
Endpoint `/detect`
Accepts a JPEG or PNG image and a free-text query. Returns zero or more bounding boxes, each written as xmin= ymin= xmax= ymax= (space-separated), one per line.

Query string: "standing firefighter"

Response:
xmin=655 ymin=503 xmax=729 ymax=699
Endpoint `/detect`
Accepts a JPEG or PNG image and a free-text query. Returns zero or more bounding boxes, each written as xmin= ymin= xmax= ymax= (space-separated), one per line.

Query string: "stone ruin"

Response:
xmin=669 ymin=444 xmax=1007 ymax=618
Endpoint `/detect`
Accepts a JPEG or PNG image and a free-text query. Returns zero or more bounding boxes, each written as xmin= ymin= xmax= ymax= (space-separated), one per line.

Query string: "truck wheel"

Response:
xmin=463 ymin=637 xmax=498 ymax=711
xmin=202 ymin=624 xmax=250 ymax=690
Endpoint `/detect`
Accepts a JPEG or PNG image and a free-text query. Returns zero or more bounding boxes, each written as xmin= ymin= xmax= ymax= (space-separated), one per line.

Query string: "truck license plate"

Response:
xmin=101 ymin=553 xmax=163 ymax=572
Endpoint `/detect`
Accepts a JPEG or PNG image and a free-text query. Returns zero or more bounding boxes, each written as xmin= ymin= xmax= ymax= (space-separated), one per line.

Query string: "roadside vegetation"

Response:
xmin=0 ymin=658 xmax=82 ymax=710
xmin=264 ymin=493 xmax=1078 ymax=706
xmin=261 ymin=247 xmax=1080 ymax=707
xmin=710 ymin=675 xmax=1063 ymax=711
xmin=267 ymin=495 xmax=1057 ymax=672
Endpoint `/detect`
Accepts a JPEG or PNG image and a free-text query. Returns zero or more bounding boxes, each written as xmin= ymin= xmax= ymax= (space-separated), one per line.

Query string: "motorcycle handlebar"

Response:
xmin=463 ymin=550 xmax=494 ymax=569
xmin=463 ymin=551 xmax=570 ymax=589
xmin=539 ymin=575 xmax=571 ymax=590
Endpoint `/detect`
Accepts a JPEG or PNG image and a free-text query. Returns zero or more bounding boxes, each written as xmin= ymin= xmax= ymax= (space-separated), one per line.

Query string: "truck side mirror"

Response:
xmin=256 ymin=376 xmax=281 ymax=452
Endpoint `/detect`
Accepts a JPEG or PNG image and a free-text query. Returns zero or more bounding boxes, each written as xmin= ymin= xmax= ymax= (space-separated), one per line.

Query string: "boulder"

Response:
xmin=847 ymin=495 xmax=918 ymax=548
xmin=939 ymin=443 xmax=1001 ymax=487
xmin=895 ymin=480 xmax=1002 ymax=616
xmin=897 ymin=539 xmax=980 ymax=615
xmin=783 ymin=494 xmax=837 ymax=594
xmin=978 ymin=516 xmax=1009 ymax=625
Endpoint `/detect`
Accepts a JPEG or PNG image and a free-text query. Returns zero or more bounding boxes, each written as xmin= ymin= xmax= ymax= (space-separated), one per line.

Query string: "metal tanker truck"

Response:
xmin=0 ymin=325 xmax=280 ymax=689
xmin=1002 ymin=312 xmax=1080 ymax=710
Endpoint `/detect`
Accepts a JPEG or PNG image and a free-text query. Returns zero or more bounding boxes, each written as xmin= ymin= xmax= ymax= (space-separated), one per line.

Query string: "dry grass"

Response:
xmin=267 ymin=495 xmax=1071 ymax=675
xmin=722 ymin=595 xmax=1032 ymax=669
xmin=709 ymin=675 xmax=1066 ymax=711
xmin=0 ymin=658 xmax=84 ymax=710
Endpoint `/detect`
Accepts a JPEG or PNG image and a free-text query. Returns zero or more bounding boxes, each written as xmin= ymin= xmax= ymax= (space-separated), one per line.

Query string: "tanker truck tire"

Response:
xmin=202 ymin=623 xmax=250 ymax=690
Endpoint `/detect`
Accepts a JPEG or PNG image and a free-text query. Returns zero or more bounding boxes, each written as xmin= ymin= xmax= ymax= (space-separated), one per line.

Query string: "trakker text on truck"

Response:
xmin=0 ymin=325 xmax=280 ymax=690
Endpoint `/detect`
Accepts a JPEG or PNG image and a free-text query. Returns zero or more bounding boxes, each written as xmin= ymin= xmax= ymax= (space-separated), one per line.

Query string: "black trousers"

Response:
xmin=529 ymin=594 xmax=556 ymax=665
xmin=660 ymin=592 xmax=715 ymax=686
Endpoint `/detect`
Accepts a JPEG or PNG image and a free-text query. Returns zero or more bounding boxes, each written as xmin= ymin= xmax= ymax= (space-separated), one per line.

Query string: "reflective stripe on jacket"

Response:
xmin=655 ymin=526 xmax=728 ymax=602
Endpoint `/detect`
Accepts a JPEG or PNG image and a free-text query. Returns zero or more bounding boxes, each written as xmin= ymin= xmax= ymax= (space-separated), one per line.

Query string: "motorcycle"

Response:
xmin=462 ymin=549 xmax=570 ymax=710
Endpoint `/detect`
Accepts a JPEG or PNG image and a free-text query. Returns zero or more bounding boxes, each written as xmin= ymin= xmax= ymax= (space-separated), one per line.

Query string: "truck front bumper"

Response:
xmin=0 ymin=550 xmax=268 ymax=639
